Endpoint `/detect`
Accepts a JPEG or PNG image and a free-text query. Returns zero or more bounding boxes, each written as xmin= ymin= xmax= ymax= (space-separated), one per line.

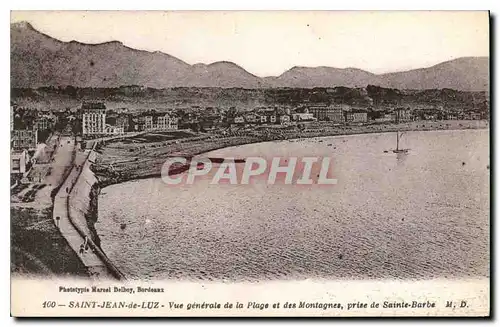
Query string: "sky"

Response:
xmin=11 ymin=11 xmax=489 ymax=77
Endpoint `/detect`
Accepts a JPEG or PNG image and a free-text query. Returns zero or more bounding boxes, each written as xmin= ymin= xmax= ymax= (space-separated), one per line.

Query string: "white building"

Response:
xmin=33 ymin=116 xmax=53 ymax=131
xmin=395 ymin=108 xmax=412 ymax=122
xmin=104 ymin=124 xmax=124 ymax=135
xmin=157 ymin=114 xmax=178 ymax=130
xmin=292 ymin=113 xmax=317 ymax=122
xmin=81 ymin=102 xmax=106 ymax=136
xmin=348 ymin=112 xmax=368 ymax=123
xmin=144 ymin=116 xmax=154 ymax=131
xmin=11 ymin=149 xmax=29 ymax=174
xmin=12 ymin=129 xmax=38 ymax=150
xmin=10 ymin=105 xmax=14 ymax=131
xmin=279 ymin=115 xmax=291 ymax=125
xmin=141 ymin=113 xmax=178 ymax=131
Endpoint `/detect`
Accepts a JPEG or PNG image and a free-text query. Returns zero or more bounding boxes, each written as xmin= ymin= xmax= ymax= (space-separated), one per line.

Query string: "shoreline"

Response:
xmin=93 ymin=120 xmax=489 ymax=190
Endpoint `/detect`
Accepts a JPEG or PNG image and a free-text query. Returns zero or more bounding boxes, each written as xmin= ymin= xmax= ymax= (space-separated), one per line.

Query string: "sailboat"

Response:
xmin=393 ymin=131 xmax=409 ymax=154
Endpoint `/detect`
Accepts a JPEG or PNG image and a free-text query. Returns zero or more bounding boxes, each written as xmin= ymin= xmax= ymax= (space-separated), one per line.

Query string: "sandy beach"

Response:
xmin=93 ymin=120 xmax=489 ymax=188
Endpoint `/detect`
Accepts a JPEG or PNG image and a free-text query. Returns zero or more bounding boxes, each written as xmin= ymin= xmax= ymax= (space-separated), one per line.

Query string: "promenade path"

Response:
xmin=52 ymin=139 xmax=118 ymax=280
xmin=32 ymin=134 xmax=74 ymax=206
xmin=12 ymin=133 xmax=70 ymax=207
xmin=49 ymin=131 xmax=149 ymax=279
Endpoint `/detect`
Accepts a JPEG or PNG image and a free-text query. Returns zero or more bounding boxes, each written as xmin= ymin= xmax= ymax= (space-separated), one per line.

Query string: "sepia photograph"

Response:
xmin=9 ymin=10 xmax=490 ymax=317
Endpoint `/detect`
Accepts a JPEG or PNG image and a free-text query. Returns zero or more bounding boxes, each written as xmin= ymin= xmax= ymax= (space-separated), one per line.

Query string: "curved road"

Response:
xmin=52 ymin=137 xmax=116 ymax=280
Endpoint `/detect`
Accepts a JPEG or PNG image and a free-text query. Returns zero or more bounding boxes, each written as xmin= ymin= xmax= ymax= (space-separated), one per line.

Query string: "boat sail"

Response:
xmin=393 ymin=131 xmax=409 ymax=154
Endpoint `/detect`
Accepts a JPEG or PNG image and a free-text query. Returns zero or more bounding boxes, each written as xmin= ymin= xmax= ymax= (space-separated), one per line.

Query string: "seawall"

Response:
xmin=68 ymin=150 xmax=102 ymax=247
xmin=67 ymin=147 xmax=126 ymax=280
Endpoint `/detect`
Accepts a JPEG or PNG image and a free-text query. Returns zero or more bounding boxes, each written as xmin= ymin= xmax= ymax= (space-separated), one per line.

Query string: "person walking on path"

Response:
xmin=84 ymin=236 xmax=89 ymax=253
xmin=79 ymin=243 xmax=85 ymax=256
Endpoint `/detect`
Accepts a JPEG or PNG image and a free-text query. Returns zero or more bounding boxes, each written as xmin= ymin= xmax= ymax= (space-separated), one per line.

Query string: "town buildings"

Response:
xmin=116 ymin=114 xmax=130 ymax=132
xmin=292 ymin=112 xmax=316 ymax=122
xmin=309 ymin=105 xmax=344 ymax=123
xmin=243 ymin=112 xmax=259 ymax=124
xmin=139 ymin=112 xmax=179 ymax=132
xmin=33 ymin=115 xmax=54 ymax=131
xmin=157 ymin=113 xmax=178 ymax=130
xmin=230 ymin=107 xmax=293 ymax=126
xmin=233 ymin=116 xmax=245 ymax=124
xmin=345 ymin=110 xmax=368 ymax=124
xmin=464 ymin=111 xmax=482 ymax=120
xmin=11 ymin=99 xmax=490 ymax=145
xmin=276 ymin=108 xmax=291 ymax=125
xmin=10 ymin=104 xmax=14 ymax=131
xmin=81 ymin=101 xmax=106 ymax=136
xmin=374 ymin=113 xmax=393 ymax=123
xmin=280 ymin=115 xmax=291 ymax=125
xmin=257 ymin=109 xmax=278 ymax=124
xmin=394 ymin=108 xmax=412 ymax=123
xmin=11 ymin=149 xmax=29 ymax=175
xmin=12 ymin=129 xmax=38 ymax=150
xmin=104 ymin=125 xmax=125 ymax=135
xmin=200 ymin=114 xmax=223 ymax=130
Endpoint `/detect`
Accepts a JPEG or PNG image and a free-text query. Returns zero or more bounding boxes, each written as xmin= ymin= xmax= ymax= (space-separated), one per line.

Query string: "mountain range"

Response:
xmin=11 ymin=21 xmax=489 ymax=91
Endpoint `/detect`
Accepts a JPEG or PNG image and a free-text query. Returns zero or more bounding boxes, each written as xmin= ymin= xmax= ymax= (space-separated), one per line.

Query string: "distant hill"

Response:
xmin=11 ymin=21 xmax=489 ymax=91
xmin=264 ymin=67 xmax=380 ymax=88
xmin=11 ymin=85 xmax=489 ymax=114
xmin=379 ymin=57 xmax=489 ymax=92
xmin=10 ymin=22 xmax=263 ymax=89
